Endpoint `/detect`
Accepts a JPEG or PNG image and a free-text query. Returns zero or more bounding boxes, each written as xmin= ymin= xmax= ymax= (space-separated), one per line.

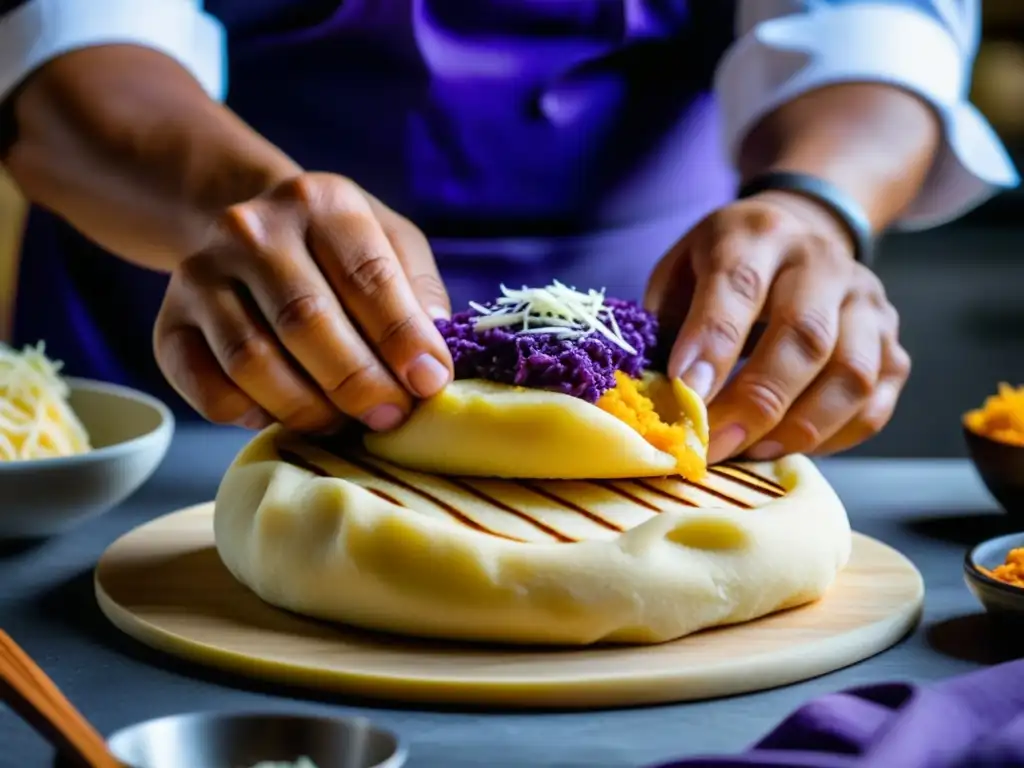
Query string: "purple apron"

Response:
xmin=14 ymin=1 xmax=737 ymax=417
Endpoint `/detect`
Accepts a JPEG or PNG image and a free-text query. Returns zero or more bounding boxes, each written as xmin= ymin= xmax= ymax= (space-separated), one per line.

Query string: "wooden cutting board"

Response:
xmin=95 ymin=502 xmax=923 ymax=709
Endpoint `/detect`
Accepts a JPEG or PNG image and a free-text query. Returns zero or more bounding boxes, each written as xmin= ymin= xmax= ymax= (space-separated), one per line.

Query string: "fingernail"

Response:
xmin=863 ymin=382 xmax=898 ymax=422
xmin=708 ymin=424 xmax=747 ymax=465
xmin=362 ymin=404 xmax=405 ymax=432
xmin=670 ymin=346 xmax=699 ymax=379
xmin=239 ymin=409 xmax=274 ymax=431
xmin=427 ymin=305 xmax=450 ymax=321
xmin=407 ymin=354 xmax=450 ymax=398
xmin=683 ymin=360 xmax=715 ymax=401
xmin=746 ymin=440 xmax=783 ymax=461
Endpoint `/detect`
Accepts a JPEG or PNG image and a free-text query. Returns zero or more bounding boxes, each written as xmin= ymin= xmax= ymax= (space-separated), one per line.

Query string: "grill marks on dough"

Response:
xmin=341 ymin=453 xmax=523 ymax=542
xmin=631 ymin=479 xmax=699 ymax=507
xmin=521 ymin=482 xmax=625 ymax=533
xmin=710 ymin=466 xmax=786 ymax=497
xmin=273 ymin=439 xmax=785 ymax=544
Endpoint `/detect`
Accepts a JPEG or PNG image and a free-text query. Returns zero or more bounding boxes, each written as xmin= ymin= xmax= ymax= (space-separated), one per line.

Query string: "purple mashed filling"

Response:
xmin=435 ymin=298 xmax=659 ymax=403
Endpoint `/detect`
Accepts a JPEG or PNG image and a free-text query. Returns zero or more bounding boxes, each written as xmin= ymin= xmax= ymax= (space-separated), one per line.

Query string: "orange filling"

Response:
xmin=596 ymin=371 xmax=705 ymax=478
xmin=964 ymin=383 xmax=1024 ymax=446
xmin=981 ymin=547 xmax=1024 ymax=589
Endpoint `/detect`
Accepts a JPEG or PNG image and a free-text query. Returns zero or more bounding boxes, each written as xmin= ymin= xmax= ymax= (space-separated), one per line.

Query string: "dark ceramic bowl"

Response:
xmin=964 ymin=531 xmax=1024 ymax=618
xmin=963 ymin=425 xmax=1024 ymax=517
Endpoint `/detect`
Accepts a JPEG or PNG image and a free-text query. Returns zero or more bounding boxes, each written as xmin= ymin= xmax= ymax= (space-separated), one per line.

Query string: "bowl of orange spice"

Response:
xmin=963 ymin=383 xmax=1024 ymax=515
xmin=965 ymin=533 xmax=1024 ymax=617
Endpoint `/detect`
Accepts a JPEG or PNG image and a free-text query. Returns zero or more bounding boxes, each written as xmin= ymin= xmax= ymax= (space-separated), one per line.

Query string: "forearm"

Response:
xmin=718 ymin=2 xmax=1018 ymax=231
xmin=738 ymin=83 xmax=942 ymax=233
xmin=2 ymin=44 xmax=300 ymax=271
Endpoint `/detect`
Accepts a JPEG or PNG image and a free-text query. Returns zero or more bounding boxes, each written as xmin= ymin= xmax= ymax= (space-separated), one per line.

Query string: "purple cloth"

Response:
xmin=14 ymin=2 xmax=737 ymax=417
xmin=653 ymin=661 xmax=1024 ymax=768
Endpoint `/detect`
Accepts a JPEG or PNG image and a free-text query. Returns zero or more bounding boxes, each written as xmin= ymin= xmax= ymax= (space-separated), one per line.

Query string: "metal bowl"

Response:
xmin=55 ymin=712 xmax=406 ymax=768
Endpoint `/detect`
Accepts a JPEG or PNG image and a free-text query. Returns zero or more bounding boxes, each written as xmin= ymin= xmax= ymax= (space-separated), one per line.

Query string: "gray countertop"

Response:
xmin=1 ymin=426 xmax=1019 ymax=768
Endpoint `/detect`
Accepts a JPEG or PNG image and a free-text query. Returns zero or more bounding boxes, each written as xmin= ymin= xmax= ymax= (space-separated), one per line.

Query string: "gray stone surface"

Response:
xmin=1 ymin=426 xmax=1020 ymax=768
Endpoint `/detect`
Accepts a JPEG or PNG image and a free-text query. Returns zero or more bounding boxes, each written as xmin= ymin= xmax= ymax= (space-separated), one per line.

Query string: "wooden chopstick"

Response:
xmin=0 ymin=630 xmax=124 ymax=767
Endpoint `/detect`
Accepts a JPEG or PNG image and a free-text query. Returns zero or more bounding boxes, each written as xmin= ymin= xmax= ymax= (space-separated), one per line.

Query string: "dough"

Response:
xmin=363 ymin=373 xmax=709 ymax=479
xmin=214 ymin=426 xmax=852 ymax=646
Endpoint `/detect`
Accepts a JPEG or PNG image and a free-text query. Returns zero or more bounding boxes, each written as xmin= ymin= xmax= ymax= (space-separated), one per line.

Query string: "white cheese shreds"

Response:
xmin=0 ymin=341 xmax=91 ymax=461
xmin=469 ymin=281 xmax=637 ymax=354
xmin=249 ymin=758 xmax=319 ymax=768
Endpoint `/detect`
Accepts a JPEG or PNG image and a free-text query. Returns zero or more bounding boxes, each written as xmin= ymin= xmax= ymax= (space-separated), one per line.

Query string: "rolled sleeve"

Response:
xmin=715 ymin=0 xmax=1020 ymax=230
xmin=0 ymin=0 xmax=226 ymax=103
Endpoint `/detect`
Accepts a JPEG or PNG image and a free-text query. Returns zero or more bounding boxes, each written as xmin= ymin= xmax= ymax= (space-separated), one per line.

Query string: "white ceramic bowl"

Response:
xmin=0 ymin=377 xmax=174 ymax=538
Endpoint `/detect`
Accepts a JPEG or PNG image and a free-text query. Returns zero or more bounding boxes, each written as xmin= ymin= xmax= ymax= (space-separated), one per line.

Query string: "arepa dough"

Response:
xmin=363 ymin=373 xmax=709 ymax=479
xmin=214 ymin=426 xmax=852 ymax=646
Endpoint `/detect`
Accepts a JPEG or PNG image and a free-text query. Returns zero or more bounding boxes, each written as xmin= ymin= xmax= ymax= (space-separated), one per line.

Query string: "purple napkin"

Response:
xmin=653 ymin=660 xmax=1024 ymax=768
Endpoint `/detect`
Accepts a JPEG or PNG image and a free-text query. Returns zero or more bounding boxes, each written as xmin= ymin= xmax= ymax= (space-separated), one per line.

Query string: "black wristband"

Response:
xmin=737 ymin=171 xmax=875 ymax=267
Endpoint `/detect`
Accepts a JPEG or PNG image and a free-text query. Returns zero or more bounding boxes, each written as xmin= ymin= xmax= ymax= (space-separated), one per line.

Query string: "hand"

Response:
xmin=645 ymin=191 xmax=911 ymax=464
xmin=154 ymin=173 xmax=454 ymax=433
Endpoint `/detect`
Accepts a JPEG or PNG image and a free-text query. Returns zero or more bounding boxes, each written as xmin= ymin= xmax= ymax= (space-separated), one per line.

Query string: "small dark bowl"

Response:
xmin=963 ymin=425 xmax=1024 ymax=516
xmin=964 ymin=532 xmax=1024 ymax=619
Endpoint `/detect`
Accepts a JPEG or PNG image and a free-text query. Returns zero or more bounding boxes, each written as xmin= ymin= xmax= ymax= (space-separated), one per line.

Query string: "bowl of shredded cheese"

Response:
xmin=0 ymin=342 xmax=173 ymax=538
xmin=963 ymin=383 xmax=1024 ymax=517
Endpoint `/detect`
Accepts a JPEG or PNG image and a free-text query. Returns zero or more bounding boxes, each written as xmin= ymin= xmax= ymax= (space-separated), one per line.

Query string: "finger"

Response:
xmin=667 ymin=233 xmax=778 ymax=402
xmin=644 ymin=240 xmax=700 ymax=359
xmin=366 ymin=193 xmax=451 ymax=321
xmin=154 ymin=296 xmax=270 ymax=429
xmin=744 ymin=298 xmax=882 ymax=460
xmin=707 ymin=256 xmax=848 ymax=464
xmin=813 ymin=336 xmax=911 ymax=455
xmin=216 ymin=200 xmax=413 ymax=429
xmin=644 ymin=238 xmax=691 ymax=315
xmin=191 ymin=281 xmax=342 ymax=433
xmin=299 ymin=179 xmax=454 ymax=399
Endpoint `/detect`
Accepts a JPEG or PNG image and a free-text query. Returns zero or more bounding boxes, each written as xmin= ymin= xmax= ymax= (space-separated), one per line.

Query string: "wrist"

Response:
xmin=738 ymin=174 xmax=872 ymax=264
xmin=738 ymin=84 xmax=941 ymax=233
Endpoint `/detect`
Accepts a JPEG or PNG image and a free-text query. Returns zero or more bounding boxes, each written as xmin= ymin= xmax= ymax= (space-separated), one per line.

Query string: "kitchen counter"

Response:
xmin=0 ymin=426 xmax=1018 ymax=768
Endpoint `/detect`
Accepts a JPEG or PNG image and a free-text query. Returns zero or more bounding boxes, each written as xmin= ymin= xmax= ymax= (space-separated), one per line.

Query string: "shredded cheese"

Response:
xmin=0 ymin=341 xmax=91 ymax=461
xmin=470 ymin=281 xmax=638 ymax=354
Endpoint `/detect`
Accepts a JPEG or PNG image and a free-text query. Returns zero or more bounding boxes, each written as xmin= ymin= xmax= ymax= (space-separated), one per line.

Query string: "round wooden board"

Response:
xmin=95 ymin=503 xmax=924 ymax=710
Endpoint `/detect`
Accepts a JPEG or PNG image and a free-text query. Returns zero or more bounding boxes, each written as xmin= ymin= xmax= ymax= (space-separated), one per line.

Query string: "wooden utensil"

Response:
xmin=0 ymin=630 xmax=124 ymax=767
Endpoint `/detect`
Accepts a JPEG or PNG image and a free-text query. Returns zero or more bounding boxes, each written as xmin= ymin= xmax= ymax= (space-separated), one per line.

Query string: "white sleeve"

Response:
xmin=0 ymin=0 xmax=226 ymax=103
xmin=715 ymin=0 xmax=1020 ymax=231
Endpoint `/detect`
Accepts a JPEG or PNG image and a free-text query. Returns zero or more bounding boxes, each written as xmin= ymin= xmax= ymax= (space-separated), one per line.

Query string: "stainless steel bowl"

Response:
xmin=55 ymin=712 xmax=407 ymax=768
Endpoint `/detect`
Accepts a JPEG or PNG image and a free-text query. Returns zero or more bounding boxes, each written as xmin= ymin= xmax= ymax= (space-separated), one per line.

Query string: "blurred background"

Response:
xmin=862 ymin=0 xmax=1024 ymax=457
xmin=1 ymin=2 xmax=1023 ymax=459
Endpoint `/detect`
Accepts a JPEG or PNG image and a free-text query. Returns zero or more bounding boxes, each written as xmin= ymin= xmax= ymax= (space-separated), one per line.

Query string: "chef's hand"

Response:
xmin=645 ymin=191 xmax=911 ymax=464
xmin=154 ymin=173 xmax=454 ymax=433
